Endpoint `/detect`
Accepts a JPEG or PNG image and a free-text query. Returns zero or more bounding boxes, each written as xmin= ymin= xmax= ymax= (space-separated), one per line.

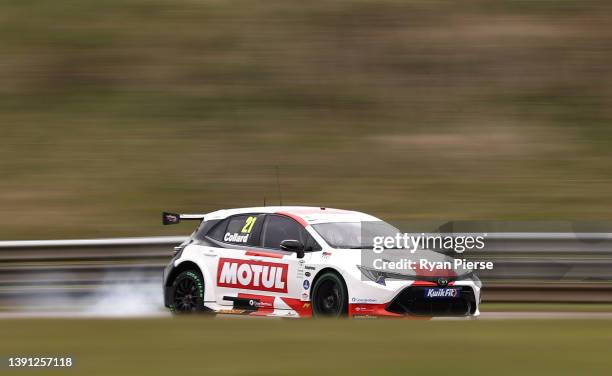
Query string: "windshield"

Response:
xmin=312 ymin=221 xmax=404 ymax=249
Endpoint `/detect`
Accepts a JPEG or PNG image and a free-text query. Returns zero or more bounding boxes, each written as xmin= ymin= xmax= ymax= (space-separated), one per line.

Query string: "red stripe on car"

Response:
xmin=276 ymin=211 xmax=308 ymax=227
xmin=280 ymin=297 xmax=313 ymax=318
xmin=411 ymin=281 xmax=438 ymax=286
xmin=245 ymin=250 xmax=284 ymax=258
xmin=348 ymin=303 xmax=402 ymax=318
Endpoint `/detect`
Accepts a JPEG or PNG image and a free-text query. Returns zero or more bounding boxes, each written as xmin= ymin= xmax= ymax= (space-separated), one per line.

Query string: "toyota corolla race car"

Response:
xmin=162 ymin=206 xmax=481 ymax=318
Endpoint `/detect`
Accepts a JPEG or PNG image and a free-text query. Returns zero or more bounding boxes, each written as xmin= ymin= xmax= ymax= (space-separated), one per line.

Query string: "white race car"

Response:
xmin=162 ymin=206 xmax=481 ymax=318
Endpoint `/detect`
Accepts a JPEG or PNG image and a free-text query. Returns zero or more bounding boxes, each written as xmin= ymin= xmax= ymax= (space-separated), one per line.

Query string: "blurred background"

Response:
xmin=2 ymin=0 xmax=612 ymax=240
xmin=2 ymin=3 xmax=612 ymax=374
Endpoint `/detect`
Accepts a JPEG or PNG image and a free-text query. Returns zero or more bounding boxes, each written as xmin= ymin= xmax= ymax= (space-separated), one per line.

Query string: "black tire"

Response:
xmin=311 ymin=272 xmax=348 ymax=318
xmin=169 ymin=270 xmax=207 ymax=314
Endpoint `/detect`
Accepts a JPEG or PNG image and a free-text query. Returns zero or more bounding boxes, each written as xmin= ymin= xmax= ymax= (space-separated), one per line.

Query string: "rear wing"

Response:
xmin=162 ymin=212 xmax=206 ymax=225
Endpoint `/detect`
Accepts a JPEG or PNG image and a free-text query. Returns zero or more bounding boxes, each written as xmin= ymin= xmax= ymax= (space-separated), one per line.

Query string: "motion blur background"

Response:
xmin=3 ymin=3 xmax=612 ymax=374
xmin=3 ymin=0 xmax=612 ymax=239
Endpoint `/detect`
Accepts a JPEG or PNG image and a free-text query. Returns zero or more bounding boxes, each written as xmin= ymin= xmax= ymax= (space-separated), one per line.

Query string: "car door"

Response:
xmin=252 ymin=214 xmax=313 ymax=312
xmin=203 ymin=214 xmax=266 ymax=306
xmin=205 ymin=213 xmax=314 ymax=314
xmin=214 ymin=214 xmax=302 ymax=308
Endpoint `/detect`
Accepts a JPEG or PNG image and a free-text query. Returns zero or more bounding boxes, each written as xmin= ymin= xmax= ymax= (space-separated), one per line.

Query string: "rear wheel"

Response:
xmin=311 ymin=272 xmax=348 ymax=318
xmin=170 ymin=270 xmax=207 ymax=314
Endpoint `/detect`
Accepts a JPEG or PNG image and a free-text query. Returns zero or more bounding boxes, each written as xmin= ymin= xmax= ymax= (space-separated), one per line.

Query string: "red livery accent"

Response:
xmin=348 ymin=304 xmax=432 ymax=319
xmin=280 ymin=297 xmax=313 ymax=318
xmin=413 ymin=264 xmax=457 ymax=278
xmin=348 ymin=303 xmax=402 ymax=318
xmin=245 ymin=250 xmax=284 ymax=259
xmin=410 ymin=281 xmax=455 ymax=286
xmin=276 ymin=211 xmax=308 ymax=227
xmin=411 ymin=281 xmax=437 ymax=286
xmin=217 ymin=258 xmax=288 ymax=293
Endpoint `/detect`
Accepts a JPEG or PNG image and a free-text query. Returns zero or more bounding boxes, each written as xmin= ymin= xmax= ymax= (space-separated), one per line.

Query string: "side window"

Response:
xmin=262 ymin=215 xmax=305 ymax=250
xmin=304 ymin=232 xmax=322 ymax=252
xmin=208 ymin=214 xmax=263 ymax=246
xmin=207 ymin=219 xmax=228 ymax=241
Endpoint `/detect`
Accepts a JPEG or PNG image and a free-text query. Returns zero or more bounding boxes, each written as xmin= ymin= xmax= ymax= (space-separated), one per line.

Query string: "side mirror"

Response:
xmin=280 ymin=239 xmax=305 ymax=259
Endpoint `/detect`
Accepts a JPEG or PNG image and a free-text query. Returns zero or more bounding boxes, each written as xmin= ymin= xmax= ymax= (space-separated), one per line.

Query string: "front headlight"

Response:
xmin=356 ymin=265 xmax=417 ymax=286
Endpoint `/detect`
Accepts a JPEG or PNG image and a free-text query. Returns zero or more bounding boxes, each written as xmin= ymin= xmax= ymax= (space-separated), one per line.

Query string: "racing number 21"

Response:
xmin=241 ymin=216 xmax=257 ymax=234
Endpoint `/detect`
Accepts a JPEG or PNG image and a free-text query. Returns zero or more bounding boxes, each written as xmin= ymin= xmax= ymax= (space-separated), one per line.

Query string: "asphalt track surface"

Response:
xmin=2 ymin=281 xmax=610 ymax=320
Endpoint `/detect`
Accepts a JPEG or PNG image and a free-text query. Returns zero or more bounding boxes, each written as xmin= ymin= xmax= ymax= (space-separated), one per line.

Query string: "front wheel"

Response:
xmin=170 ymin=270 xmax=207 ymax=314
xmin=311 ymin=272 xmax=348 ymax=318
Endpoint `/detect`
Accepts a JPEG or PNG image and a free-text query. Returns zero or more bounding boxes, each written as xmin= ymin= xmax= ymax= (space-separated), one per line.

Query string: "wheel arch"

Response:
xmin=165 ymin=260 xmax=201 ymax=287
xmin=310 ymin=267 xmax=349 ymax=299
xmin=165 ymin=255 xmax=217 ymax=304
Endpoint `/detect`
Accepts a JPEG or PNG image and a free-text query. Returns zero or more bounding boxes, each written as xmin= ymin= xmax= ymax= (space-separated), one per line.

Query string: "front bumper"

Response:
xmin=386 ymin=285 xmax=477 ymax=316
xmin=349 ymin=282 xmax=480 ymax=318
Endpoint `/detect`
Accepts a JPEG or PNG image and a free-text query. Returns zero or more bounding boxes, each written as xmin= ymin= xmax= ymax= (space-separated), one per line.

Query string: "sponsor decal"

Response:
xmin=217 ymin=258 xmax=288 ymax=293
xmin=218 ymin=309 xmax=247 ymax=315
xmin=353 ymin=314 xmax=378 ymax=319
xmin=322 ymin=252 xmax=332 ymax=259
xmin=424 ymin=288 xmax=459 ymax=298
xmin=224 ymin=232 xmax=250 ymax=243
xmin=303 ymin=280 xmax=310 ymax=290
xmin=301 ymin=293 xmax=309 ymax=300
xmin=437 ymin=277 xmax=449 ymax=286
xmin=280 ymin=297 xmax=313 ymax=318
xmin=237 ymin=293 xmax=275 ymax=315
xmin=305 ymin=266 xmax=316 ymax=270
xmin=297 ymin=259 xmax=305 ymax=279
xmin=305 ymin=272 xmax=311 ymax=277
xmin=351 ymin=297 xmax=377 ymax=303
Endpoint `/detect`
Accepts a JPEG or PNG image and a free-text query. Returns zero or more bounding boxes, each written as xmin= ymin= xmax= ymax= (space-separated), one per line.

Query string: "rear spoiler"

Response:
xmin=162 ymin=212 xmax=206 ymax=225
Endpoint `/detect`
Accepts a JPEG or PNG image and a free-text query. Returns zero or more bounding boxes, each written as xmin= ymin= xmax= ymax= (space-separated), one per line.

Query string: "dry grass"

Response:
xmin=2 ymin=317 xmax=612 ymax=375
xmin=2 ymin=0 xmax=612 ymax=238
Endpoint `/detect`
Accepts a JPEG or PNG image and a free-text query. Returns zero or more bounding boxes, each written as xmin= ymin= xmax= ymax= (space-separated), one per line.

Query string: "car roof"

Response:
xmin=203 ymin=206 xmax=380 ymax=226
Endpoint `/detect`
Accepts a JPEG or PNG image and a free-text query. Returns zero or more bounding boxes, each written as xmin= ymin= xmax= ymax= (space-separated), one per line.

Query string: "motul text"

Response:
xmin=217 ymin=258 xmax=288 ymax=293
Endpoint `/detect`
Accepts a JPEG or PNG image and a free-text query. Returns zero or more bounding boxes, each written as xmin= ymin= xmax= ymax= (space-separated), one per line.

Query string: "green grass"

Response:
xmin=1 ymin=318 xmax=612 ymax=375
xmin=2 ymin=0 xmax=612 ymax=239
